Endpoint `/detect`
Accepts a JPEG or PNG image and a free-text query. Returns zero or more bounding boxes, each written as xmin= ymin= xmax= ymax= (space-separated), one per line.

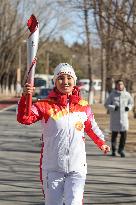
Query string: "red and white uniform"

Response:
xmin=17 ymin=86 xmax=105 ymax=205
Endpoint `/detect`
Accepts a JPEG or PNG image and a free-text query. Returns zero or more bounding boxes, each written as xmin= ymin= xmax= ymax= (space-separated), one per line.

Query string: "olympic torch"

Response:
xmin=26 ymin=14 xmax=39 ymax=116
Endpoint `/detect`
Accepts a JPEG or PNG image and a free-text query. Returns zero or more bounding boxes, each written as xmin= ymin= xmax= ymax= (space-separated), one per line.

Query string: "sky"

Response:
xmin=17 ymin=0 xmax=99 ymax=47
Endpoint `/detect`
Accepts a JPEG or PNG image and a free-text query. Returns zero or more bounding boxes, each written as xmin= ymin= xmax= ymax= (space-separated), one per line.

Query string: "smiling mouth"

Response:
xmin=63 ymin=87 xmax=69 ymax=89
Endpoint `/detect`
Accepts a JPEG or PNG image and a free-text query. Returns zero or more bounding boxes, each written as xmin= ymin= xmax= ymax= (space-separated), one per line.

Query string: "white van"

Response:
xmin=78 ymin=79 xmax=101 ymax=91
xmin=93 ymin=79 xmax=102 ymax=91
xmin=34 ymin=74 xmax=54 ymax=96
xmin=34 ymin=74 xmax=54 ymax=88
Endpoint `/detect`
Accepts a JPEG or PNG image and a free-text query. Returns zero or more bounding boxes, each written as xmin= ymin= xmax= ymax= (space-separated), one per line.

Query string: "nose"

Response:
xmin=63 ymin=77 xmax=68 ymax=84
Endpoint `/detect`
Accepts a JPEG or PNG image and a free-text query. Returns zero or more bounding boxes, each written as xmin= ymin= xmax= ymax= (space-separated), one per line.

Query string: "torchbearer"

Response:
xmin=26 ymin=14 xmax=39 ymax=116
xmin=17 ymin=62 xmax=110 ymax=205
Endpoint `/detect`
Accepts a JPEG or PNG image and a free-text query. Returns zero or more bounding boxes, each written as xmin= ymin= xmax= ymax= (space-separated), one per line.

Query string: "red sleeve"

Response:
xmin=17 ymin=95 xmax=43 ymax=125
xmin=84 ymin=105 xmax=105 ymax=149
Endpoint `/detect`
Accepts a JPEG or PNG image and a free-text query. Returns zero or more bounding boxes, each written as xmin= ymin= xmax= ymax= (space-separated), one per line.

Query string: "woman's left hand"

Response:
xmin=101 ymin=144 xmax=110 ymax=154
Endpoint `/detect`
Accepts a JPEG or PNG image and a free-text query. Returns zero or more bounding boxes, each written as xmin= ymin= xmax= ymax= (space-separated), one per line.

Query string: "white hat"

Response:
xmin=53 ymin=63 xmax=77 ymax=83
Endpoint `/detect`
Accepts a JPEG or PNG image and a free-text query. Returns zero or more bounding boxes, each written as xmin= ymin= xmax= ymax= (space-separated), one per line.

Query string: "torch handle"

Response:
xmin=26 ymin=93 xmax=32 ymax=116
xmin=25 ymin=14 xmax=39 ymax=116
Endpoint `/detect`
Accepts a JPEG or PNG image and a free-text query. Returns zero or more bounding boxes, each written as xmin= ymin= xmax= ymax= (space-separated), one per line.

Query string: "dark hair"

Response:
xmin=115 ymin=79 xmax=124 ymax=85
xmin=115 ymin=79 xmax=124 ymax=89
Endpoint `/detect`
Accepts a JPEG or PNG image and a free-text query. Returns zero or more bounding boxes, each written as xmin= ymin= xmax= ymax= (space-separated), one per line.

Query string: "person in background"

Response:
xmin=17 ymin=63 xmax=110 ymax=205
xmin=105 ymin=79 xmax=133 ymax=158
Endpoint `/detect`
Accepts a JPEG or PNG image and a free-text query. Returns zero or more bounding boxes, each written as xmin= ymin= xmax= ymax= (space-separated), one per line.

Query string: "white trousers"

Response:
xmin=44 ymin=171 xmax=86 ymax=205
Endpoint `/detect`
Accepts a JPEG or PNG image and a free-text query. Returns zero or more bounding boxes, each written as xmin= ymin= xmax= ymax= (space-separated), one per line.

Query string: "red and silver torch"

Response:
xmin=26 ymin=14 xmax=39 ymax=116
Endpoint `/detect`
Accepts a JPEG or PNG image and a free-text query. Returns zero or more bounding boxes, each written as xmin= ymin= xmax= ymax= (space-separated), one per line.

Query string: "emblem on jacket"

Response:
xmin=75 ymin=121 xmax=84 ymax=131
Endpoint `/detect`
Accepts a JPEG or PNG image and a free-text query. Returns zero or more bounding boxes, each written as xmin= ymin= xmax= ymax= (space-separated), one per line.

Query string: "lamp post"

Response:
xmin=46 ymin=52 xmax=49 ymax=74
xmin=17 ymin=46 xmax=21 ymax=83
xmin=70 ymin=54 xmax=76 ymax=66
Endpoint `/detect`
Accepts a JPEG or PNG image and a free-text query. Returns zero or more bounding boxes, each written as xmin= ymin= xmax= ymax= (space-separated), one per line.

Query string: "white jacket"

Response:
xmin=17 ymin=89 xmax=105 ymax=177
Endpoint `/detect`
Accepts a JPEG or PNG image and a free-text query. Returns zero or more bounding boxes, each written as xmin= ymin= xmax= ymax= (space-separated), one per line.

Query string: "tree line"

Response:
xmin=0 ymin=0 xmax=136 ymax=99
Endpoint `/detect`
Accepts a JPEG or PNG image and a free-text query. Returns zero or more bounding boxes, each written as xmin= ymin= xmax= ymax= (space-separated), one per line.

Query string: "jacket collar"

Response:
xmin=48 ymin=86 xmax=81 ymax=106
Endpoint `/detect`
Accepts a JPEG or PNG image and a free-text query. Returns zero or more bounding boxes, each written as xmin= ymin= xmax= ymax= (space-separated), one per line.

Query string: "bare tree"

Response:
xmin=83 ymin=0 xmax=94 ymax=104
xmin=92 ymin=0 xmax=136 ymax=102
xmin=57 ymin=0 xmax=96 ymax=103
xmin=0 ymin=0 xmax=74 ymax=96
xmin=0 ymin=0 xmax=23 ymax=95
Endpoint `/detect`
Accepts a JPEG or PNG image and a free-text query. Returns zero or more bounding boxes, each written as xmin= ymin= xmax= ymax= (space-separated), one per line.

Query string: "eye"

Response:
xmin=58 ymin=76 xmax=64 ymax=80
xmin=67 ymin=75 xmax=72 ymax=80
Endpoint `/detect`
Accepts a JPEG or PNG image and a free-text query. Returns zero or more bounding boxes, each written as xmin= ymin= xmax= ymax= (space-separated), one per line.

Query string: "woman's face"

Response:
xmin=55 ymin=74 xmax=75 ymax=95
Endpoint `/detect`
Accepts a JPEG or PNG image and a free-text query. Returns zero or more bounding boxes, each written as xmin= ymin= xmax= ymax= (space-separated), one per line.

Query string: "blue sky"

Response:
xmin=17 ymin=0 xmax=99 ymax=47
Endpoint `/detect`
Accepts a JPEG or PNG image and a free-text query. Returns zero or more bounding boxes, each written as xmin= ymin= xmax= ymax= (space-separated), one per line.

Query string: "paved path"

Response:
xmin=0 ymin=97 xmax=18 ymax=112
xmin=0 ymin=103 xmax=135 ymax=205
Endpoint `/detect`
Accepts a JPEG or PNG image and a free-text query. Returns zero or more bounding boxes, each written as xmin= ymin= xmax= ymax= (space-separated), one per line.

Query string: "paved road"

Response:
xmin=0 ymin=105 xmax=136 ymax=205
xmin=0 ymin=97 xmax=18 ymax=111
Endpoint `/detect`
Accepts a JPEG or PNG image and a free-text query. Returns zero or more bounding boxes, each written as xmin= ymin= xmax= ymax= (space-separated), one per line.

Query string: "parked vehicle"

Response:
xmin=36 ymin=88 xmax=52 ymax=99
xmin=77 ymin=79 xmax=102 ymax=91
xmin=93 ymin=79 xmax=102 ymax=91
xmin=34 ymin=74 xmax=54 ymax=96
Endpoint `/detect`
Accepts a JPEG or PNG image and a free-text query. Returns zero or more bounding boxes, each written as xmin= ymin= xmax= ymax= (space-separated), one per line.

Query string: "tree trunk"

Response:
xmin=100 ymin=47 xmax=106 ymax=103
xmin=83 ymin=0 xmax=93 ymax=104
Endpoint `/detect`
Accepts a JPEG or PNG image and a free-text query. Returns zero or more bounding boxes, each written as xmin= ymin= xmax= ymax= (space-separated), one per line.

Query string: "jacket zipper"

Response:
xmin=66 ymin=100 xmax=70 ymax=173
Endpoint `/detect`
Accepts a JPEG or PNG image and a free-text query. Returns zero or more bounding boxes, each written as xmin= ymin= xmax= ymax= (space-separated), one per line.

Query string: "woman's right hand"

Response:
xmin=23 ymin=83 xmax=35 ymax=96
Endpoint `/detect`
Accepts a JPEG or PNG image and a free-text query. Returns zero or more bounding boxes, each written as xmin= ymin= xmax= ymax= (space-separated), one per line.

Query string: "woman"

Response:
xmin=17 ymin=63 xmax=110 ymax=205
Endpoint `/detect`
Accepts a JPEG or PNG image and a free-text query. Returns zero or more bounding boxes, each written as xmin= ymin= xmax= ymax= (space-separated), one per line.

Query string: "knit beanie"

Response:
xmin=53 ymin=63 xmax=77 ymax=84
